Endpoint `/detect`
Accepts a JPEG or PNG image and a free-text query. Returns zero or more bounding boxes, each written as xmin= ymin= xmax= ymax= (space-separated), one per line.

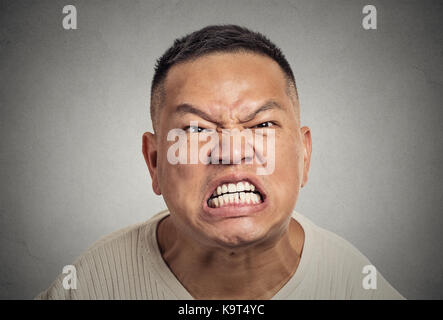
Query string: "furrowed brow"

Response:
xmin=174 ymin=103 xmax=220 ymax=124
xmin=240 ymin=100 xmax=284 ymax=123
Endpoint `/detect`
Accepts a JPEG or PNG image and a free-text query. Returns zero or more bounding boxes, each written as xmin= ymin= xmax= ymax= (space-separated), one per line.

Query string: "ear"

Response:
xmin=300 ymin=126 xmax=312 ymax=188
xmin=142 ymin=132 xmax=161 ymax=195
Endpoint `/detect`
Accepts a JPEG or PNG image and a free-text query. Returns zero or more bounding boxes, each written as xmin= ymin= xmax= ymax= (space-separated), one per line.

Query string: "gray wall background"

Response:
xmin=0 ymin=0 xmax=442 ymax=299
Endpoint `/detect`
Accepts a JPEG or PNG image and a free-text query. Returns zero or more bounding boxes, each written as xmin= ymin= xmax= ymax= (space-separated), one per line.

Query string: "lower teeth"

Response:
xmin=208 ymin=192 xmax=262 ymax=208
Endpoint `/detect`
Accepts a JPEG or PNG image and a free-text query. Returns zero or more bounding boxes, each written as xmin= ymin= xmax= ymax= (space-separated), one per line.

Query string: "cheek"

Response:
xmin=275 ymin=136 xmax=304 ymax=180
xmin=157 ymin=155 xmax=207 ymax=210
xmin=271 ymin=137 xmax=304 ymax=205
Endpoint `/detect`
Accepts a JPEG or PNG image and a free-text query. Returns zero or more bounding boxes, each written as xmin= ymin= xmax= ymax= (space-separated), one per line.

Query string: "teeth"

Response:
xmin=209 ymin=181 xmax=263 ymax=208
xmin=209 ymin=191 xmax=263 ymax=208
xmin=213 ymin=181 xmax=257 ymax=196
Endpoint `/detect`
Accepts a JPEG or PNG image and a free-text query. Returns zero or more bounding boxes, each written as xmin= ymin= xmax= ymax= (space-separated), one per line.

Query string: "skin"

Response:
xmin=142 ymin=52 xmax=312 ymax=299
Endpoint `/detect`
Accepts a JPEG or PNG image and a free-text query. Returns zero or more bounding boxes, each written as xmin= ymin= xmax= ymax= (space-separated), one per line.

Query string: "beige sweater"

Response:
xmin=36 ymin=210 xmax=404 ymax=299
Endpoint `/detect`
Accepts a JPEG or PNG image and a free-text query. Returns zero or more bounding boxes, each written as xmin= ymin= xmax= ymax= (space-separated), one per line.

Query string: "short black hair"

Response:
xmin=150 ymin=24 xmax=297 ymax=130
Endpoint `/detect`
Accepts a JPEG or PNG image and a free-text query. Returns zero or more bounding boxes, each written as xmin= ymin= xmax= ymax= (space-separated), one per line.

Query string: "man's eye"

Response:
xmin=253 ymin=121 xmax=275 ymax=128
xmin=185 ymin=126 xmax=207 ymax=133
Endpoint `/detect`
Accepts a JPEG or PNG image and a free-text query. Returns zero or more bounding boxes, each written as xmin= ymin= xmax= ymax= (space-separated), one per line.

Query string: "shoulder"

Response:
xmin=313 ymin=219 xmax=370 ymax=264
xmin=294 ymin=212 xmax=369 ymax=265
xmin=72 ymin=210 xmax=166 ymax=267
xmin=293 ymin=212 xmax=404 ymax=299
xmin=35 ymin=210 xmax=169 ymax=300
xmin=78 ymin=209 xmax=168 ymax=259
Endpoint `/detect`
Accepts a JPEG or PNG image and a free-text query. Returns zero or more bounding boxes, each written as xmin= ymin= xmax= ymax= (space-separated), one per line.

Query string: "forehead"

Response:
xmin=162 ymin=52 xmax=290 ymax=112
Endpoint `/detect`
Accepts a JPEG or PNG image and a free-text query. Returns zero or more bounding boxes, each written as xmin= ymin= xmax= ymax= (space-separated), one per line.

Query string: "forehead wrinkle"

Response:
xmin=156 ymin=52 xmax=300 ymax=131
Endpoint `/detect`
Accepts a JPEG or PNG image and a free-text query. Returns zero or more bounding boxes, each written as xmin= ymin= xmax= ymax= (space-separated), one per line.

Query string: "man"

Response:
xmin=37 ymin=25 xmax=403 ymax=299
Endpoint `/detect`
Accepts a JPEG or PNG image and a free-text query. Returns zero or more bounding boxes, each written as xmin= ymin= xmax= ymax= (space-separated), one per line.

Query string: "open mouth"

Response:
xmin=207 ymin=180 xmax=264 ymax=208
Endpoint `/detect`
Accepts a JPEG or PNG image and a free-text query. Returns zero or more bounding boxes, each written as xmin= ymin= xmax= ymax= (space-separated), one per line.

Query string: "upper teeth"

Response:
xmin=208 ymin=181 xmax=261 ymax=208
xmin=213 ymin=181 xmax=255 ymax=197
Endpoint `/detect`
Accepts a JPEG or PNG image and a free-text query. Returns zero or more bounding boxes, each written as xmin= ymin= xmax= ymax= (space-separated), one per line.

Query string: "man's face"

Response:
xmin=144 ymin=52 xmax=311 ymax=249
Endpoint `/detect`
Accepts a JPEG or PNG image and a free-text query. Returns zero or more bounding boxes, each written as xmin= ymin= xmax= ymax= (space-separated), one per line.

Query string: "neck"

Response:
xmin=157 ymin=215 xmax=304 ymax=299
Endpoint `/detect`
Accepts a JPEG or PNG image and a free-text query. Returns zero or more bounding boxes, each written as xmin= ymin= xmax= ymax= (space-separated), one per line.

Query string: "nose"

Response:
xmin=210 ymin=129 xmax=255 ymax=165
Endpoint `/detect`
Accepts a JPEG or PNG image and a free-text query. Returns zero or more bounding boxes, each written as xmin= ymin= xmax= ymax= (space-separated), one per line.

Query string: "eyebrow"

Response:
xmin=175 ymin=103 xmax=220 ymax=124
xmin=240 ymin=100 xmax=283 ymax=123
xmin=174 ymin=100 xmax=283 ymax=124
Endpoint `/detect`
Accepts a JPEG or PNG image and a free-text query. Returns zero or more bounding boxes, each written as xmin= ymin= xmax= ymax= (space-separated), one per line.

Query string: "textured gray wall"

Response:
xmin=0 ymin=0 xmax=442 ymax=299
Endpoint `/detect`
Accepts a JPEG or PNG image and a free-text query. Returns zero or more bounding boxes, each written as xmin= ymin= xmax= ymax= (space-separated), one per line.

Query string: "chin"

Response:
xmin=208 ymin=218 xmax=269 ymax=248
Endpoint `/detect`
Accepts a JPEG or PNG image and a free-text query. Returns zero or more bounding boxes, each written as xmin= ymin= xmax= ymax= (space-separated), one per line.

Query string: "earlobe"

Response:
xmin=142 ymin=132 xmax=161 ymax=195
